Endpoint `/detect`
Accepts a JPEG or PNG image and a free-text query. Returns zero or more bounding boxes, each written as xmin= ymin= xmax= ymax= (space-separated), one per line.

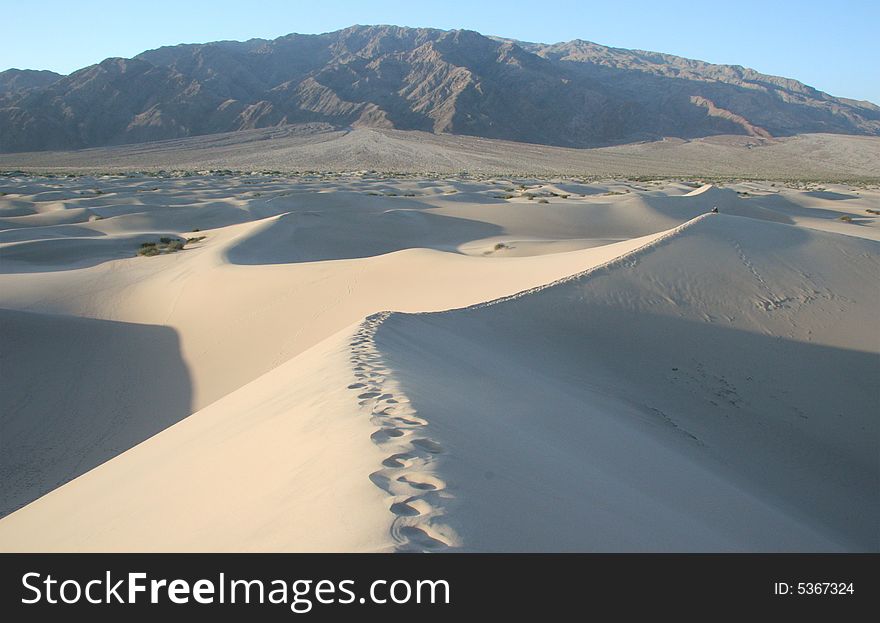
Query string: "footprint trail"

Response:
xmin=348 ymin=312 xmax=457 ymax=552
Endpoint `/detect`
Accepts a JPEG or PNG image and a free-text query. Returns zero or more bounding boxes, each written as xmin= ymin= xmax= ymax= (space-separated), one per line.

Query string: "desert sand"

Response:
xmin=0 ymin=171 xmax=877 ymax=551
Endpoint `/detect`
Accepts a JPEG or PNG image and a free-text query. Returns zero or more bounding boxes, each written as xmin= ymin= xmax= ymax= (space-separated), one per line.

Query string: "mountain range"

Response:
xmin=1 ymin=24 xmax=878 ymax=153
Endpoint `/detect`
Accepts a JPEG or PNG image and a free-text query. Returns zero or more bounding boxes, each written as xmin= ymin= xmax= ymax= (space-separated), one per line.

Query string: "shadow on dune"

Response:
xmin=0 ymin=207 xmax=95 ymax=228
xmin=639 ymin=194 xmax=795 ymax=225
xmin=803 ymin=191 xmax=860 ymax=201
xmin=375 ymin=307 xmax=879 ymax=552
xmin=93 ymin=200 xmax=259 ymax=231
xmin=226 ymin=207 xmax=503 ymax=264
xmin=370 ymin=215 xmax=878 ymax=551
xmin=0 ymin=234 xmax=183 ymax=273
xmin=547 ymin=183 xmax=611 ymax=197
xmin=751 ymin=193 xmax=865 ymax=221
xmin=0 ymin=224 xmax=106 ymax=244
xmin=0 ymin=309 xmax=193 ymax=517
xmin=0 ymin=202 xmax=40 ymax=218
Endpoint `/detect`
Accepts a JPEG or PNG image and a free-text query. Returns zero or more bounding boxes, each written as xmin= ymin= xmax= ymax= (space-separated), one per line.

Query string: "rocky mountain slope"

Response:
xmin=0 ymin=69 xmax=62 ymax=95
xmin=1 ymin=25 xmax=877 ymax=152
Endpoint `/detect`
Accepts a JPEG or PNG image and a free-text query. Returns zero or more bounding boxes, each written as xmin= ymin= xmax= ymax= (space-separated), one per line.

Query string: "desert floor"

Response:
xmin=0 ymin=173 xmax=877 ymax=551
xmin=3 ymin=127 xmax=879 ymax=180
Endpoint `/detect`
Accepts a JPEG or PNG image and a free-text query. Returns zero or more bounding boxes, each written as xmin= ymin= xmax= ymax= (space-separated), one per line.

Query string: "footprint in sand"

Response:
xmin=368 ymin=470 xmax=393 ymax=490
xmin=392 ymin=416 xmax=428 ymax=427
xmin=397 ymin=472 xmax=445 ymax=491
xmin=371 ymin=428 xmax=407 ymax=443
xmin=349 ymin=313 xmax=453 ymax=552
xmin=389 ymin=501 xmax=421 ymax=517
xmin=382 ymin=452 xmax=418 ymax=468
xmin=398 ymin=526 xmax=449 ymax=550
xmin=411 ymin=438 xmax=444 ymax=454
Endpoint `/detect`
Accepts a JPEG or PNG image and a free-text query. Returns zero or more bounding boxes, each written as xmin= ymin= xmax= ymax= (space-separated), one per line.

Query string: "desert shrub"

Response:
xmin=838 ymin=215 xmax=853 ymax=222
xmin=538 ymin=198 xmax=549 ymax=204
xmin=186 ymin=236 xmax=207 ymax=244
xmin=136 ymin=237 xmax=188 ymax=257
xmin=866 ymin=209 xmax=880 ymax=215
xmin=493 ymin=242 xmax=510 ymax=251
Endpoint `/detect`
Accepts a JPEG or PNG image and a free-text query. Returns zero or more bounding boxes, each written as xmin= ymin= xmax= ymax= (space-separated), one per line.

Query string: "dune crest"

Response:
xmin=350 ymin=312 xmax=458 ymax=552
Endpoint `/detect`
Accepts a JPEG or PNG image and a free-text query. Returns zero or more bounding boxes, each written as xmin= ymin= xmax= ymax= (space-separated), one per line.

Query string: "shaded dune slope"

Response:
xmin=0 ymin=327 xmax=392 ymax=552
xmin=0 ymin=309 xmax=192 ymax=517
xmin=371 ymin=214 xmax=880 ymax=551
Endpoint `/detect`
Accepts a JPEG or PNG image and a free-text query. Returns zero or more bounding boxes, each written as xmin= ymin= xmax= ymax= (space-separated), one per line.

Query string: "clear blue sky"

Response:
xmin=3 ymin=0 xmax=878 ymax=103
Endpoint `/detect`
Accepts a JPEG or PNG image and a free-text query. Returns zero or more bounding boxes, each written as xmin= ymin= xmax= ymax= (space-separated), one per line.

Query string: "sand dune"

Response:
xmin=0 ymin=309 xmax=191 ymax=517
xmin=373 ymin=214 xmax=879 ymax=551
xmin=0 ymin=173 xmax=877 ymax=551
xmin=0 ymin=326 xmax=393 ymax=552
